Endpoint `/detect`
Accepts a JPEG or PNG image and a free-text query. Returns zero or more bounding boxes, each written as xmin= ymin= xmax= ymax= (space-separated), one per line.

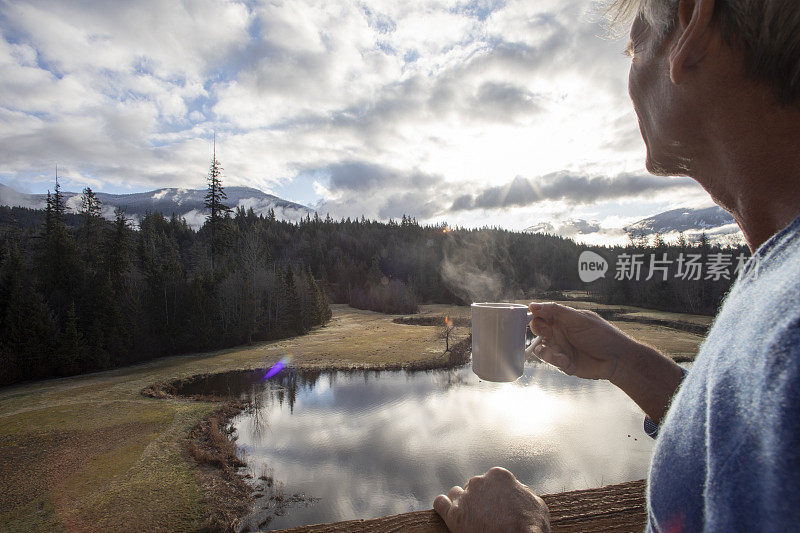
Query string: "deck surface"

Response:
xmin=273 ymin=479 xmax=647 ymax=532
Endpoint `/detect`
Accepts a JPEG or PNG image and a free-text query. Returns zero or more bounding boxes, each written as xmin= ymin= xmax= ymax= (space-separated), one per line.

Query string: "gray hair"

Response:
xmin=604 ymin=0 xmax=800 ymax=105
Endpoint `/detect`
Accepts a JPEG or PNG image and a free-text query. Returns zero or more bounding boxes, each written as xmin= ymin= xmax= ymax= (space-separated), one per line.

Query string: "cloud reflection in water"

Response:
xmin=230 ymin=362 xmax=654 ymax=530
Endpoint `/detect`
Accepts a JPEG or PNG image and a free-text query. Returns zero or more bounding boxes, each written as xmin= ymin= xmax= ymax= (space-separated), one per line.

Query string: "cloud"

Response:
xmin=3 ymin=0 xmax=251 ymax=80
xmin=377 ymin=190 xmax=443 ymax=219
xmin=450 ymin=172 xmax=702 ymax=211
xmin=0 ymin=0 xmax=712 ymax=230
xmin=308 ymin=160 xmax=448 ymax=220
xmin=323 ymin=161 xmax=438 ymax=192
xmin=304 ymin=159 xmax=701 ymax=225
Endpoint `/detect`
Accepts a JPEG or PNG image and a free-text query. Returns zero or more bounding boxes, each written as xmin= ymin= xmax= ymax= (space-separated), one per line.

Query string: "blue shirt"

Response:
xmin=647 ymin=214 xmax=800 ymax=532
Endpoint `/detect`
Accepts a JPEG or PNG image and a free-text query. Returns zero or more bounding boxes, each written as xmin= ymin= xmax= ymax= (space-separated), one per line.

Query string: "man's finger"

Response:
xmin=433 ymin=494 xmax=452 ymax=520
xmin=447 ymin=485 xmax=464 ymax=501
xmin=532 ymin=340 xmax=546 ymax=358
xmin=538 ymin=346 xmax=576 ymax=375
xmin=529 ymin=317 xmax=552 ymax=337
xmin=529 ymin=302 xmax=568 ymax=322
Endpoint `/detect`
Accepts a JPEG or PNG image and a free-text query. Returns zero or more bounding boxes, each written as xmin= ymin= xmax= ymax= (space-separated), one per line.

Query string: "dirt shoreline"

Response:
xmin=140 ymin=334 xmax=473 ymax=532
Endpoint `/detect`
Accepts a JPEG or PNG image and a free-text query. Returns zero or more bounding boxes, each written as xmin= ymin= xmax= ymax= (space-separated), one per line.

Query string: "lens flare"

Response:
xmin=262 ymin=355 xmax=292 ymax=381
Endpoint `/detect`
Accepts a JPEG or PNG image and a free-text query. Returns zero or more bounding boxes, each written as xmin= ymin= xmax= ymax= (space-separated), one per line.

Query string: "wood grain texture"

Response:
xmin=271 ymin=479 xmax=647 ymax=533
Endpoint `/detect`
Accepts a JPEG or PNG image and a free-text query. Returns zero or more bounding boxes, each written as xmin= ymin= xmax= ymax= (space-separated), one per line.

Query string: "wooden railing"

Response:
xmin=274 ymin=479 xmax=647 ymax=532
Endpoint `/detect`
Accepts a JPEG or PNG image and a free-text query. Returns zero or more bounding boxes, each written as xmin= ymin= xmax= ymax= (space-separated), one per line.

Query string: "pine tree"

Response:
xmin=281 ymin=267 xmax=302 ymax=335
xmin=44 ymin=191 xmax=54 ymax=236
xmin=42 ymin=173 xmax=66 ymax=239
xmin=303 ymin=268 xmax=320 ymax=325
xmin=81 ymin=187 xmax=102 ymax=221
xmin=204 ymin=136 xmax=230 ymax=271
xmin=39 ymin=171 xmax=82 ymax=322
xmin=1 ymin=269 xmax=58 ymax=383
xmin=58 ymin=302 xmax=85 ymax=374
xmin=368 ymin=256 xmax=383 ymax=286
xmin=107 ymin=209 xmax=130 ymax=288
xmin=4 ymin=237 xmax=66 ymax=380
xmin=302 ymin=267 xmax=331 ymax=325
xmin=699 ymin=232 xmax=710 ymax=251
xmin=99 ymin=273 xmax=128 ymax=364
xmin=52 ymin=170 xmax=65 ymax=222
xmin=80 ymin=187 xmax=104 ymax=268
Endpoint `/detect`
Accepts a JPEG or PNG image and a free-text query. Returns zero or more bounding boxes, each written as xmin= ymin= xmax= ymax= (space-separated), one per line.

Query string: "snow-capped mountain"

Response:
xmin=524 ymin=219 xmax=602 ymax=238
xmin=0 ymin=183 xmax=312 ymax=229
xmin=624 ymin=206 xmax=743 ymax=245
xmin=523 ymin=206 xmax=744 ymax=246
xmin=624 ymin=206 xmax=735 ymax=234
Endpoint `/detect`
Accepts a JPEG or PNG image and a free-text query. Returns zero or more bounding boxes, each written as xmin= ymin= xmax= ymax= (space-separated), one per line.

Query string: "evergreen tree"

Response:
xmin=107 ymin=209 xmax=131 ymax=288
xmin=80 ymin=187 xmax=104 ymax=268
xmin=58 ymin=302 xmax=85 ymax=374
xmin=80 ymin=187 xmax=102 ymax=221
xmin=699 ymin=232 xmax=710 ymax=251
xmin=281 ymin=267 xmax=302 ymax=335
xmin=1 ymin=261 xmax=58 ymax=383
xmin=204 ymin=136 xmax=230 ymax=270
xmin=39 ymin=173 xmax=82 ymax=322
xmin=44 ymin=191 xmax=54 ymax=236
xmin=42 ymin=176 xmax=66 ymax=240
xmin=306 ymin=268 xmax=331 ymax=323
xmin=52 ymin=172 xmax=65 ymax=222
xmin=0 ymin=243 xmax=20 ymax=333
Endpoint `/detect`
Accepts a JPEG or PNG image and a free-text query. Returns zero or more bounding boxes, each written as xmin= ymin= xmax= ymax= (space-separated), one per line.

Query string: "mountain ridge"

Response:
xmin=0 ymin=183 xmax=312 ymax=228
xmin=524 ymin=205 xmax=744 ymax=246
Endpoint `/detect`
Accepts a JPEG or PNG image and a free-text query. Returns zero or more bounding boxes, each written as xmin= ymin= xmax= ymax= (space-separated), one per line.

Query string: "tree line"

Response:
xmin=586 ymin=233 xmax=749 ymax=315
xmin=0 ymin=171 xmax=331 ymax=386
xmin=0 ymin=168 xmax=746 ymax=386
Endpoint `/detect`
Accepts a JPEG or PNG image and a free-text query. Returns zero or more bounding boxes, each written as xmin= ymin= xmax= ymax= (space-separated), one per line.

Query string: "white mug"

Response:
xmin=471 ymin=302 xmax=539 ymax=382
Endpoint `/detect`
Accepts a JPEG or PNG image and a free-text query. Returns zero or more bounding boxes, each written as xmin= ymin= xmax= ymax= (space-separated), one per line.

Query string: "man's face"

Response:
xmin=627 ymin=16 xmax=692 ymax=176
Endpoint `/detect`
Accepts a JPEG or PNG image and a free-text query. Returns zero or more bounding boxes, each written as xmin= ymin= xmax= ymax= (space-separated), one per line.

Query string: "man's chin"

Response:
xmin=644 ymin=153 xmax=677 ymax=177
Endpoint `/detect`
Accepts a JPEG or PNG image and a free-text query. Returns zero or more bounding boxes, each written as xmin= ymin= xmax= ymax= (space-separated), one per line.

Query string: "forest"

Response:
xmin=0 ymin=175 xmax=332 ymax=386
xmin=0 ymin=172 xmax=747 ymax=386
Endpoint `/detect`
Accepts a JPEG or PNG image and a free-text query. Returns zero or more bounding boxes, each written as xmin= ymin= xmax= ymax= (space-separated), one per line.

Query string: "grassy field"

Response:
xmin=0 ymin=301 xmax=704 ymax=532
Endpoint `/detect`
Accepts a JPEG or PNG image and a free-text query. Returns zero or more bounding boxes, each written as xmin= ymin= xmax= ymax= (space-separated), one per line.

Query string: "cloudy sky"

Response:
xmin=0 ymin=0 xmax=714 ymax=241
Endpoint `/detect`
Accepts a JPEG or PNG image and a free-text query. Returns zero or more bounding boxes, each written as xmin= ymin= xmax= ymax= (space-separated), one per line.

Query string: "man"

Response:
xmin=433 ymin=0 xmax=800 ymax=531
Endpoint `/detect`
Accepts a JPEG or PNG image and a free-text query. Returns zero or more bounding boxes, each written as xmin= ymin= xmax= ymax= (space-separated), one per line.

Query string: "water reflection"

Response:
xmin=181 ymin=363 xmax=655 ymax=531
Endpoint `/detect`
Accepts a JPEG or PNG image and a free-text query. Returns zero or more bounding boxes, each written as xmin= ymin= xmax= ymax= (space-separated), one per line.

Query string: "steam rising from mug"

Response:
xmin=441 ymin=257 xmax=503 ymax=302
xmin=439 ymin=231 xmax=509 ymax=302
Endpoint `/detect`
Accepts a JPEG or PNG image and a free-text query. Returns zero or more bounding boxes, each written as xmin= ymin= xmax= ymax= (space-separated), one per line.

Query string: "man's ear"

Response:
xmin=669 ymin=0 xmax=716 ymax=84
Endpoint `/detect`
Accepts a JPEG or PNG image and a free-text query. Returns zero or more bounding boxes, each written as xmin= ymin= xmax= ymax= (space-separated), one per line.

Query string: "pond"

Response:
xmin=178 ymin=362 xmax=657 ymax=531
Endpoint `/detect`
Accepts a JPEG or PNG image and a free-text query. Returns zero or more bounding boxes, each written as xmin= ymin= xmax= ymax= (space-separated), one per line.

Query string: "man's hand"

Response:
xmin=529 ymin=301 xmax=685 ymax=423
xmin=433 ymin=467 xmax=550 ymax=533
xmin=528 ymin=302 xmax=642 ymax=381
